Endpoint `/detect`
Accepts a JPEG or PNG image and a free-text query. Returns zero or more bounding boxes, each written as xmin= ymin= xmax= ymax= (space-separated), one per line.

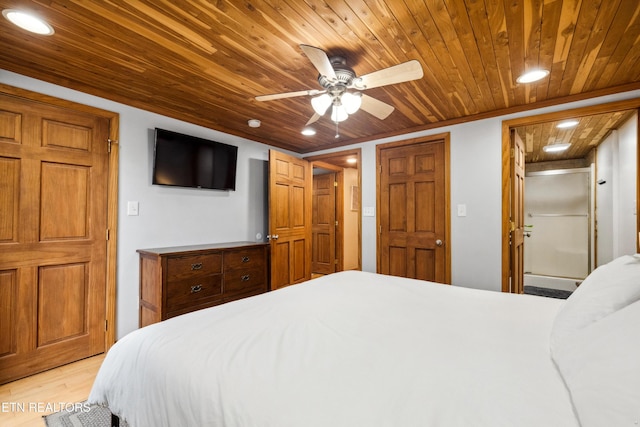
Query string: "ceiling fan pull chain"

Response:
xmin=335 ymin=120 xmax=340 ymax=139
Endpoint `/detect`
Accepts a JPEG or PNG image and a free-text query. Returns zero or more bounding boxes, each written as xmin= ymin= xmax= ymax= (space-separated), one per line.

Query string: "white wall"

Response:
xmin=2 ymin=69 xmax=639 ymax=338
xmin=596 ymin=112 xmax=638 ymax=264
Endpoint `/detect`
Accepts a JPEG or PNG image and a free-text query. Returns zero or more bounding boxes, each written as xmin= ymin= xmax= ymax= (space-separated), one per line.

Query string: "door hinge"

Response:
xmin=106 ymin=229 xmax=110 ymax=240
xmin=334 ymin=259 xmax=338 ymax=265
xmin=334 ymin=181 xmax=338 ymax=187
xmin=335 ymin=220 xmax=339 ymax=226
xmin=105 ymin=319 xmax=108 ymax=332
xmin=378 ymin=164 xmax=382 ymax=174
xmin=510 ymin=148 xmax=515 ymax=158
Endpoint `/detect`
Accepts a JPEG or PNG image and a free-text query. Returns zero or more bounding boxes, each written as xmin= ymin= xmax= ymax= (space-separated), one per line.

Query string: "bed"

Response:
xmin=89 ymin=255 xmax=640 ymax=427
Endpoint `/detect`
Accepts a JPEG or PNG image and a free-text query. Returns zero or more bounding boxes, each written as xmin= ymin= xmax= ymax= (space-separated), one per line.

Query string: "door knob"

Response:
xmin=435 ymin=239 xmax=443 ymax=247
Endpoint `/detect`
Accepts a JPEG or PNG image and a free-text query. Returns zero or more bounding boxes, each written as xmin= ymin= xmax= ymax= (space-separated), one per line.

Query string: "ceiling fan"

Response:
xmin=256 ymin=44 xmax=424 ymax=133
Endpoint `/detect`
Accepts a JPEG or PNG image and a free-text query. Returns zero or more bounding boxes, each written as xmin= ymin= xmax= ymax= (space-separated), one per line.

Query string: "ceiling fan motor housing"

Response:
xmin=318 ymin=56 xmax=356 ymax=89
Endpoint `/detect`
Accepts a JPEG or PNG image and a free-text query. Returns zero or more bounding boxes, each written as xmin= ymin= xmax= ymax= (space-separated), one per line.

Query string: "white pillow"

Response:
xmin=550 ymin=254 xmax=640 ymax=352
xmin=551 ymin=300 xmax=640 ymax=427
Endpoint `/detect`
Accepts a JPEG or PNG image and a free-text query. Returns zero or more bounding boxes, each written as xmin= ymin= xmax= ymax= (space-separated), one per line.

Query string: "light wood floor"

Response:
xmin=0 ymin=354 xmax=105 ymax=427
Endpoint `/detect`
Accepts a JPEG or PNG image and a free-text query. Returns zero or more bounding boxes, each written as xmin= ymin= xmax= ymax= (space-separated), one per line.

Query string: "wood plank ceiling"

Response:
xmin=0 ymin=0 xmax=639 ymax=155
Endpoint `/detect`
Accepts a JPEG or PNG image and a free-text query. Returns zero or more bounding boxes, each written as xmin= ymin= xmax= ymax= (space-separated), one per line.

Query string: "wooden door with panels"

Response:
xmin=0 ymin=93 xmax=111 ymax=384
xmin=312 ymin=172 xmax=337 ymax=275
xmin=509 ymin=130 xmax=526 ymax=294
xmin=377 ymin=134 xmax=450 ymax=283
xmin=268 ymin=150 xmax=312 ymax=290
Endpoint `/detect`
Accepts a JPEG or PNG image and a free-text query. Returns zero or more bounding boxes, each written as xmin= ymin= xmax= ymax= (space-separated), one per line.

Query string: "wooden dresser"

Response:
xmin=138 ymin=241 xmax=269 ymax=327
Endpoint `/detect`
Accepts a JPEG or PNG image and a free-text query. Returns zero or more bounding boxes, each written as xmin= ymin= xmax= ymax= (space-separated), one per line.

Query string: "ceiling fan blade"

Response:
xmin=300 ymin=44 xmax=337 ymax=80
xmin=305 ymin=113 xmax=321 ymax=126
xmin=360 ymin=94 xmax=394 ymax=120
xmin=255 ymin=89 xmax=323 ymax=102
xmin=353 ymin=60 xmax=423 ymax=90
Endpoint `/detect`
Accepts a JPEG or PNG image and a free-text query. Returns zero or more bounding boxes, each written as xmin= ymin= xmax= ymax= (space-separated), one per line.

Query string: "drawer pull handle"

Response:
xmin=241 ymin=256 xmax=250 ymax=263
xmin=241 ymin=275 xmax=250 ymax=282
xmin=190 ymin=285 xmax=203 ymax=293
xmin=191 ymin=263 xmax=203 ymax=271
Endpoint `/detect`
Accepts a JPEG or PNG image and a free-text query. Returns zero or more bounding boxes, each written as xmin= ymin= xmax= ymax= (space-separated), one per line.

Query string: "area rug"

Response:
xmin=523 ymin=285 xmax=573 ymax=299
xmin=43 ymin=402 xmax=129 ymax=427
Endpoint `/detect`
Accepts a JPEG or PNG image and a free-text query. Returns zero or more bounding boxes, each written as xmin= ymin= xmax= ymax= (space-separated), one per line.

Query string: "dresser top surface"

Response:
xmin=137 ymin=241 xmax=268 ymax=256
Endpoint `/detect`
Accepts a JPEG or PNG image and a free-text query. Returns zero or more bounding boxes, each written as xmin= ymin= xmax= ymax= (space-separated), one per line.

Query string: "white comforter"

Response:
xmin=89 ymin=271 xmax=578 ymax=427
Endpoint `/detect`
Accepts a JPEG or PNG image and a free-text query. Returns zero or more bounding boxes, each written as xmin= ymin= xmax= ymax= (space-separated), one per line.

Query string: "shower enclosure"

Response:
xmin=523 ymin=167 xmax=593 ymax=291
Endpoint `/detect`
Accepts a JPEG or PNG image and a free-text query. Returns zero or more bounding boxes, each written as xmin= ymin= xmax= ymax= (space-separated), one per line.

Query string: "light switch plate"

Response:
xmin=127 ymin=201 xmax=139 ymax=216
xmin=363 ymin=206 xmax=375 ymax=217
xmin=457 ymin=204 xmax=467 ymax=217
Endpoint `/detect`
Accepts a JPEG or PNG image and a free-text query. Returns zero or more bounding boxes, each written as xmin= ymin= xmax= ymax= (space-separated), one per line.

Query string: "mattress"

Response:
xmin=89 ymin=270 xmax=578 ymax=427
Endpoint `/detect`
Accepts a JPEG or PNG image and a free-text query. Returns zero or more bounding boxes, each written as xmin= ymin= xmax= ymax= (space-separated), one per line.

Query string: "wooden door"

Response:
xmin=312 ymin=172 xmax=336 ymax=275
xmin=268 ymin=150 xmax=312 ymax=290
xmin=510 ymin=130 xmax=526 ymax=294
xmin=378 ymin=136 xmax=449 ymax=283
xmin=0 ymin=94 xmax=110 ymax=384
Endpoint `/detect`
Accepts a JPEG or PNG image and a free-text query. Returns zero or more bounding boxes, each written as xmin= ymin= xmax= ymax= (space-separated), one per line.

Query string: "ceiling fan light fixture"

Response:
xmin=542 ymin=143 xmax=571 ymax=153
xmin=311 ymin=94 xmax=332 ymax=116
xmin=3 ymin=9 xmax=54 ymax=35
xmin=516 ymin=69 xmax=549 ymax=84
xmin=301 ymin=127 xmax=316 ymax=136
xmin=331 ymin=104 xmax=348 ymax=123
xmin=342 ymin=92 xmax=362 ymax=114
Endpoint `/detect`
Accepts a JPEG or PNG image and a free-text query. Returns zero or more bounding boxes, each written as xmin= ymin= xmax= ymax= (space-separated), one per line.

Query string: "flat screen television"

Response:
xmin=152 ymin=128 xmax=238 ymax=191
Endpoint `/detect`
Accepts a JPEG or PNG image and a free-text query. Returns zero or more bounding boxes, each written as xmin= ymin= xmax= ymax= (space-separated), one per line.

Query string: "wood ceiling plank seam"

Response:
xmin=569 ymin=0 xmax=622 ymax=93
xmin=147 ymin=5 xmax=307 ymax=96
xmin=383 ymin=0 xmax=466 ymax=121
xmin=355 ymin=0 xmax=453 ymax=122
xmin=547 ymin=0 xmax=583 ymax=101
xmin=446 ymin=0 xmax=502 ymax=112
xmin=280 ymin=0 xmax=367 ymax=56
xmin=603 ymin=5 xmax=640 ymax=87
xmin=115 ymin=0 xmax=217 ymax=54
xmin=557 ymin=1 xmax=606 ymax=96
xmin=296 ymin=0 xmax=385 ymax=64
xmin=537 ymin=0 xmax=564 ymax=101
xmin=592 ymin=1 xmax=640 ymax=87
xmin=501 ymin=0 xmax=528 ymax=106
xmin=463 ymin=0 xmax=510 ymax=110
xmin=424 ymin=0 xmax=490 ymax=113
xmin=322 ymin=0 xmax=411 ymax=66
xmin=358 ymin=0 xmax=416 ymax=56
xmin=46 ymin=1 xmax=243 ymax=92
xmin=403 ymin=0 xmax=479 ymax=117
xmin=55 ymin=1 xmax=217 ymax=61
xmin=484 ymin=0 xmax=517 ymax=111
xmin=522 ymin=0 xmax=545 ymax=104
xmin=200 ymin=1 xmax=324 ymax=90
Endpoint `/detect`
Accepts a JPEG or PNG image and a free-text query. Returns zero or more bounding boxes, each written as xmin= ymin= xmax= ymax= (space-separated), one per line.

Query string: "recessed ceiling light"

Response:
xmin=346 ymin=158 xmax=357 ymax=164
xmin=247 ymin=119 xmax=261 ymax=128
xmin=543 ymin=143 xmax=571 ymax=153
xmin=516 ymin=69 xmax=549 ymax=84
xmin=301 ymin=127 xmax=316 ymax=136
xmin=2 ymin=9 xmax=54 ymax=35
xmin=556 ymin=120 xmax=579 ymax=129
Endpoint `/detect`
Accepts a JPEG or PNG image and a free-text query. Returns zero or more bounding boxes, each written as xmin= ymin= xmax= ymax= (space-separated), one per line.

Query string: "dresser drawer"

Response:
xmin=166 ymin=274 xmax=222 ymax=312
xmin=167 ymin=253 xmax=222 ymax=281
xmin=224 ymin=247 xmax=266 ymax=272
xmin=223 ymin=266 xmax=266 ymax=296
